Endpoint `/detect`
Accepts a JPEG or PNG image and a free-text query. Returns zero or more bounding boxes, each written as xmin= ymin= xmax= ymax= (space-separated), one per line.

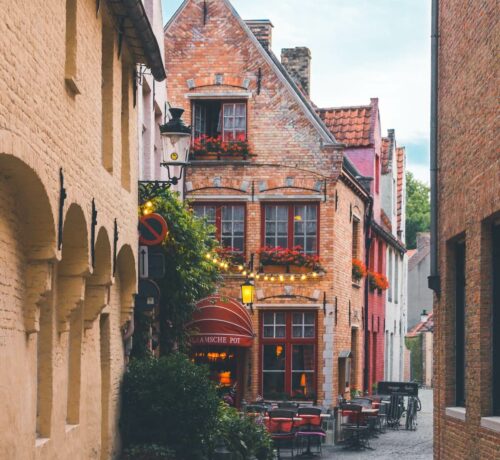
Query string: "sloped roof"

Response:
xmin=407 ymin=312 xmax=434 ymax=337
xmin=381 ymin=137 xmax=390 ymax=172
xmin=165 ymin=0 xmax=340 ymax=148
xmin=317 ymin=105 xmax=373 ymax=147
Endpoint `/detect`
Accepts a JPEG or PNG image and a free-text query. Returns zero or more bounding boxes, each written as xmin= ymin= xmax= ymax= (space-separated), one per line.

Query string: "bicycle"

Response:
xmin=405 ymin=395 xmax=421 ymax=430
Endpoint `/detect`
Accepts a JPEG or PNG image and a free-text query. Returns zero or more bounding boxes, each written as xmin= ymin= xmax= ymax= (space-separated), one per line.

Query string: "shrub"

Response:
xmin=208 ymin=403 xmax=274 ymax=460
xmin=121 ymin=444 xmax=175 ymax=460
xmin=120 ymin=354 xmax=220 ymax=459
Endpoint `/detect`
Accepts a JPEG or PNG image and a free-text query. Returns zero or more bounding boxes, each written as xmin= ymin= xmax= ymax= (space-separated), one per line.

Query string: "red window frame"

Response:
xmin=191 ymin=100 xmax=248 ymax=142
xmin=259 ymin=310 xmax=318 ymax=400
xmin=192 ymin=203 xmax=246 ymax=255
xmin=260 ymin=203 xmax=320 ymax=255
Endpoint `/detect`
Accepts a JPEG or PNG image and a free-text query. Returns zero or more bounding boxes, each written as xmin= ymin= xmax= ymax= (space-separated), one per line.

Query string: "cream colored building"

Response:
xmin=0 ymin=0 xmax=165 ymax=458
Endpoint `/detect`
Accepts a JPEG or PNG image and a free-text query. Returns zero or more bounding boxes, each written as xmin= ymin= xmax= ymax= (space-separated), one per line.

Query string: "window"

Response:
xmin=101 ymin=16 xmax=114 ymax=172
xmin=455 ymin=241 xmax=466 ymax=407
xmin=263 ymin=204 xmax=318 ymax=254
xmin=192 ymin=100 xmax=246 ymax=141
xmin=121 ymin=58 xmax=130 ymax=190
xmin=352 ymin=217 xmax=360 ymax=259
xmin=375 ymin=155 xmax=380 ymax=194
xmin=492 ymin=224 xmax=500 ymax=415
xmin=261 ymin=311 xmax=317 ymax=400
xmin=193 ymin=204 xmax=245 ymax=253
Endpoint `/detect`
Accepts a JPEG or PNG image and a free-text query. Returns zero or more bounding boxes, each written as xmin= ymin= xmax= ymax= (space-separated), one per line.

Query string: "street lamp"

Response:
xmin=139 ymin=107 xmax=192 ymax=204
xmin=160 ymin=107 xmax=191 ymax=185
xmin=241 ymin=279 xmax=255 ymax=314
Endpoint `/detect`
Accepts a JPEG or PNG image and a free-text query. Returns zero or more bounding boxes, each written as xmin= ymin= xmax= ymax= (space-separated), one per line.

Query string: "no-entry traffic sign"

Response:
xmin=139 ymin=213 xmax=168 ymax=246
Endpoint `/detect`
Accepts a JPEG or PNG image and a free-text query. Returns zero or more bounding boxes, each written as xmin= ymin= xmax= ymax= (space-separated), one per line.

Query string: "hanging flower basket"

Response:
xmin=352 ymin=258 xmax=367 ymax=281
xmin=367 ymin=271 xmax=389 ymax=291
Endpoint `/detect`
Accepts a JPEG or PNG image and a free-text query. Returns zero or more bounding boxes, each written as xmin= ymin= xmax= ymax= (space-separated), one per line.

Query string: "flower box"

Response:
xmin=368 ymin=271 xmax=389 ymax=291
xmin=190 ymin=135 xmax=253 ymax=160
xmin=288 ymin=265 xmax=309 ymax=274
xmin=257 ymin=246 xmax=324 ymax=273
xmin=262 ymin=264 xmax=288 ymax=274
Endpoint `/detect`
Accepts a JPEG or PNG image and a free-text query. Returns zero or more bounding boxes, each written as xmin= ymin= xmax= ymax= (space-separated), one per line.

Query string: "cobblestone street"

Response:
xmin=321 ymin=389 xmax=433 ymax=460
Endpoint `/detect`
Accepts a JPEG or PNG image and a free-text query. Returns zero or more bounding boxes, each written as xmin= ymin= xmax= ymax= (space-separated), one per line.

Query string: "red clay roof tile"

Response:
xmin=396 ymin=147 xmax=405 ymax=233
xmin=317 ymin=105 xmax=373 ymax=147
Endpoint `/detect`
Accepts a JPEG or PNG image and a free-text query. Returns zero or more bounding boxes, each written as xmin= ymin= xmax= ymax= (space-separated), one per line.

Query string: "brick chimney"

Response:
xmin=245 ymin=20 xmax=273 ymax=50
xmin=281 ymin=47 xmax=311 ymax=96
xmin=416 ymin=232 xmax=431 ymax=251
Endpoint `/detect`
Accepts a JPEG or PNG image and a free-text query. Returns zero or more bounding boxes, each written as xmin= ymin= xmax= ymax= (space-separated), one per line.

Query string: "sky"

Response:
xmin=161 ymin=0 xmax=431 ymax=183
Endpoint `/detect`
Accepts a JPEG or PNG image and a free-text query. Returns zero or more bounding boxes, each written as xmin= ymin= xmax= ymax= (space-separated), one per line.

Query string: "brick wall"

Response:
xmin=0 ymin=0 xmax=141 ymax=457
xmin=434 ymin=0 xmax=500 ymax=457
xmin=165 ymin=0 xmax=367 ymax=407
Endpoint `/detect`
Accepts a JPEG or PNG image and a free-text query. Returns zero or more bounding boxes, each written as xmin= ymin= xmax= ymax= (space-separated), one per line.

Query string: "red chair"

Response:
xmin=267 ymin=409 xmax=297 ymax=459
xmin=295 ymin=407 xmax=326 ymax=456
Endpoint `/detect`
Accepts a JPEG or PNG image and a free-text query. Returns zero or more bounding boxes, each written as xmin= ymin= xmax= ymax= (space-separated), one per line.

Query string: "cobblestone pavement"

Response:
xmin=321 ymin=389 xmax=433 ymax=460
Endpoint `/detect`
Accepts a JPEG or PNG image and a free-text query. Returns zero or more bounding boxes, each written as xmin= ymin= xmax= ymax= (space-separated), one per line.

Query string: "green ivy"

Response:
xmin=405 ymin=335 xmax=423 ymax=383
xmin=136 ymin=190 xmax=221 ymax=355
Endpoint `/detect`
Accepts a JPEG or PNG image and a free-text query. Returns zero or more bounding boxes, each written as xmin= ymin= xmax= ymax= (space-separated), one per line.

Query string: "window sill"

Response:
xmin=65 ymin=423 xmax=79 ymax=433
xmin=445 ymin=406 xmax=466 ymax=422
xmin=35 ymin=437 xmax=50 ymax=448
xmin=352 ymin=281 xmax=361 ymax=289
xmin=481 ymin=416 xmax=500 ymax=433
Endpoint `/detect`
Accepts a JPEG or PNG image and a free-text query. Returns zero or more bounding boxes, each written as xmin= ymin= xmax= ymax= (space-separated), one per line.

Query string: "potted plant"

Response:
xmin=214 ymin=246 xmax=245 ymax=268
xmin=190 ymin=134 xmax=253 ymax=160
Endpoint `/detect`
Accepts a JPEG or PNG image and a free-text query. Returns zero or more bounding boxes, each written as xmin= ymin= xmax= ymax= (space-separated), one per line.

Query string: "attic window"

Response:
xmin=192 ymin=100 xmax=247 ymax=142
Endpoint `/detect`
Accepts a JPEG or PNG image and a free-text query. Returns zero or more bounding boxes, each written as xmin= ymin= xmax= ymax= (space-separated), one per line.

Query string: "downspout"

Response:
xmin=428 ymin=0 xmax=440 ymax=294
xmin=363 ymin=196 xmax=374 ymax=392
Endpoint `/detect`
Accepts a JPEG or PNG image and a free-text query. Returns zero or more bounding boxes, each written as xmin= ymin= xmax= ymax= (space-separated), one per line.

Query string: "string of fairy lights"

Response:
xmin=204 ymin=252 xmax=322 ymax=283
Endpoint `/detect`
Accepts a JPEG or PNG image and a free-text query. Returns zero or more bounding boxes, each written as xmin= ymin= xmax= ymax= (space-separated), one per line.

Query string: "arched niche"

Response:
xmin=84 ymin=227 xmax=112 ymax=329
xmin=116 ymin=244 xmax=137 ymax=326
xmin=57 ymin=203 xmax=89 ymax=332
xmin=0 ymin=154 xmax=56 ymax=333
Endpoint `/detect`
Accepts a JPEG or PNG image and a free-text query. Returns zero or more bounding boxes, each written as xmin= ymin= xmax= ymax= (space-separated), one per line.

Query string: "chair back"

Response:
xmin=267 ymin=409 xmax=296 ymax=434
xmin=297 ymin=407 xmax=322 ymax=427
xmin=378 ymin=402 xmax=388 ymax=415
xmin=277 ymin=401 xmax=299 ymax=410
xmin=340 ymin=403 xmax=363 ymax=426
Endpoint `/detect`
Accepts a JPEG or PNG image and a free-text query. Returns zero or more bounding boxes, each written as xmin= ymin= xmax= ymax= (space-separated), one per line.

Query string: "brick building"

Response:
xmin=318 ymin=99 xmax=407 ymax=391
xmin=431 ymin=0 xmax=500 ymax=457
xmin=0 ymin=1 xmax=165 ymax=458
xmin=164 ymin=0 xmax=369 ymax=406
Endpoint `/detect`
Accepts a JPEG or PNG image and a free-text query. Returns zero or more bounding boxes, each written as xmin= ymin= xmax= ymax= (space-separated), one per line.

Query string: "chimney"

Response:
xmin=245 ymin=20 xmax=273 ymax=50
xmin=416 ymin=232 xmax=431 ymax=251
xmin=281 ymin=47 xmax=311 ymax=96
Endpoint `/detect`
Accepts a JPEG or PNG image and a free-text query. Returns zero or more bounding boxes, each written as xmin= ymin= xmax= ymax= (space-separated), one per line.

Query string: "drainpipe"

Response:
xmin=428 ymin=0 xmax=440 ymax=294
xmin=363 ymin=196 xmax=374 ymax=392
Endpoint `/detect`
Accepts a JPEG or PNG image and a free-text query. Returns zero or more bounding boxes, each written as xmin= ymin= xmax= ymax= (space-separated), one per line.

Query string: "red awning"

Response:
xmin=187 ymin=295 xmax=254 ymax=348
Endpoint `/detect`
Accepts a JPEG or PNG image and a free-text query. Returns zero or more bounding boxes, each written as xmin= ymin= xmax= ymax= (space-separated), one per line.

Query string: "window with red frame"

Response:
xmin=193 ymin=204 xmax=245 ymax=254
xmin=192 ymin=100 xmax=247 ymax=142
xmin=263 ymin=204 xmax=318 ymax=254
xmin=261 ymin=311 xmax=316 ymax=400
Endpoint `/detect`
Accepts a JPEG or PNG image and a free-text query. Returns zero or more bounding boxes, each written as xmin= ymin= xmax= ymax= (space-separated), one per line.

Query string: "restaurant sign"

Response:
xmin=377 ymin=381 xmax=419 ymax=396
xmin=190 ymin=334 xmax=253 ymax=347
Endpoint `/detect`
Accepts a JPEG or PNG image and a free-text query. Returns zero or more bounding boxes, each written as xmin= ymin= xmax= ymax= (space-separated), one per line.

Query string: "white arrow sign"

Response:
xmin=139 ymin=245 xmax=149 ymax=279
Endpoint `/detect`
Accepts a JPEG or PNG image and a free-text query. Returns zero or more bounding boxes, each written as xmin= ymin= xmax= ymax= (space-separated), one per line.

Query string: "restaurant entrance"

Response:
xmin=190 ymin=346 xmax=247 ymax=406
xmin=187 ymin=295 xmax=254 ymax=408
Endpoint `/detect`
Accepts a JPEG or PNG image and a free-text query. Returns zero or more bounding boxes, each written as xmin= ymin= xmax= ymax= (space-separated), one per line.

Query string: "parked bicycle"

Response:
xmin=404 ymin=395 xmax=422 ymax=431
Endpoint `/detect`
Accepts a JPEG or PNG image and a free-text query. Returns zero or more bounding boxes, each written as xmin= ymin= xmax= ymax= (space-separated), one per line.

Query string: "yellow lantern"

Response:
xmin=241 ymin=280 xmax=255 ymax=307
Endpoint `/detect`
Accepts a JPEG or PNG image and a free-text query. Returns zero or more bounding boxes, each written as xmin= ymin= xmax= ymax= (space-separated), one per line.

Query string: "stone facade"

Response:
xmin=433 ymin=0 xmax=500 ymax=458
xmin=0 ymin=0 xmax=163 ymax=458
xmin=164 ymin=0 xmax=368 ymax=406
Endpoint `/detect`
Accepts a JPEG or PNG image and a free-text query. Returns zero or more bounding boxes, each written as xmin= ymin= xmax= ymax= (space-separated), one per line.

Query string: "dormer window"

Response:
xmin=192 ymin=100 xmax=247 ymax=141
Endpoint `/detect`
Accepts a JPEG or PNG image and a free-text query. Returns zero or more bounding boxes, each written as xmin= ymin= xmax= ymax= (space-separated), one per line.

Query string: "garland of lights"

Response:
xmin=205 ymin=252 xmax=322 ymax=282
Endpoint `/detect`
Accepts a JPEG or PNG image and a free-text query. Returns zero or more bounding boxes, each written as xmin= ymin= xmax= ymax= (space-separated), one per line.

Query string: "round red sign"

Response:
xmin=139 ymin=213 xmax=168 ymax=246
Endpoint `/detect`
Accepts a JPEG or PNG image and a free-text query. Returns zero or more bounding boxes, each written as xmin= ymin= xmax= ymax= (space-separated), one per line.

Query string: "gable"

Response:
xmin=164 ymin=0 xmax=338 ymax=148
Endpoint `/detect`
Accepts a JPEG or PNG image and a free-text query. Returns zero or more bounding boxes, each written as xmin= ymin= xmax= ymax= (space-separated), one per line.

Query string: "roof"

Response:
xmin=317 ymin=105 xmax=373 ymax=147
xmin=371 ymin=220 xmax=406 ymax=254
xmin=407 ymin=312 xmax=434 ymax=337
xmin=165 ymin=0 xmax=341 ymax=148
xmin=381 ymin=137 xmax=390 ymax=172
xmin=106 ymin=0 xmax=166 ymax=81
xmin=396 ymin=147 xmax=405 ymax=233
xmin=408 ymin=241 xmax=430 ymax=271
